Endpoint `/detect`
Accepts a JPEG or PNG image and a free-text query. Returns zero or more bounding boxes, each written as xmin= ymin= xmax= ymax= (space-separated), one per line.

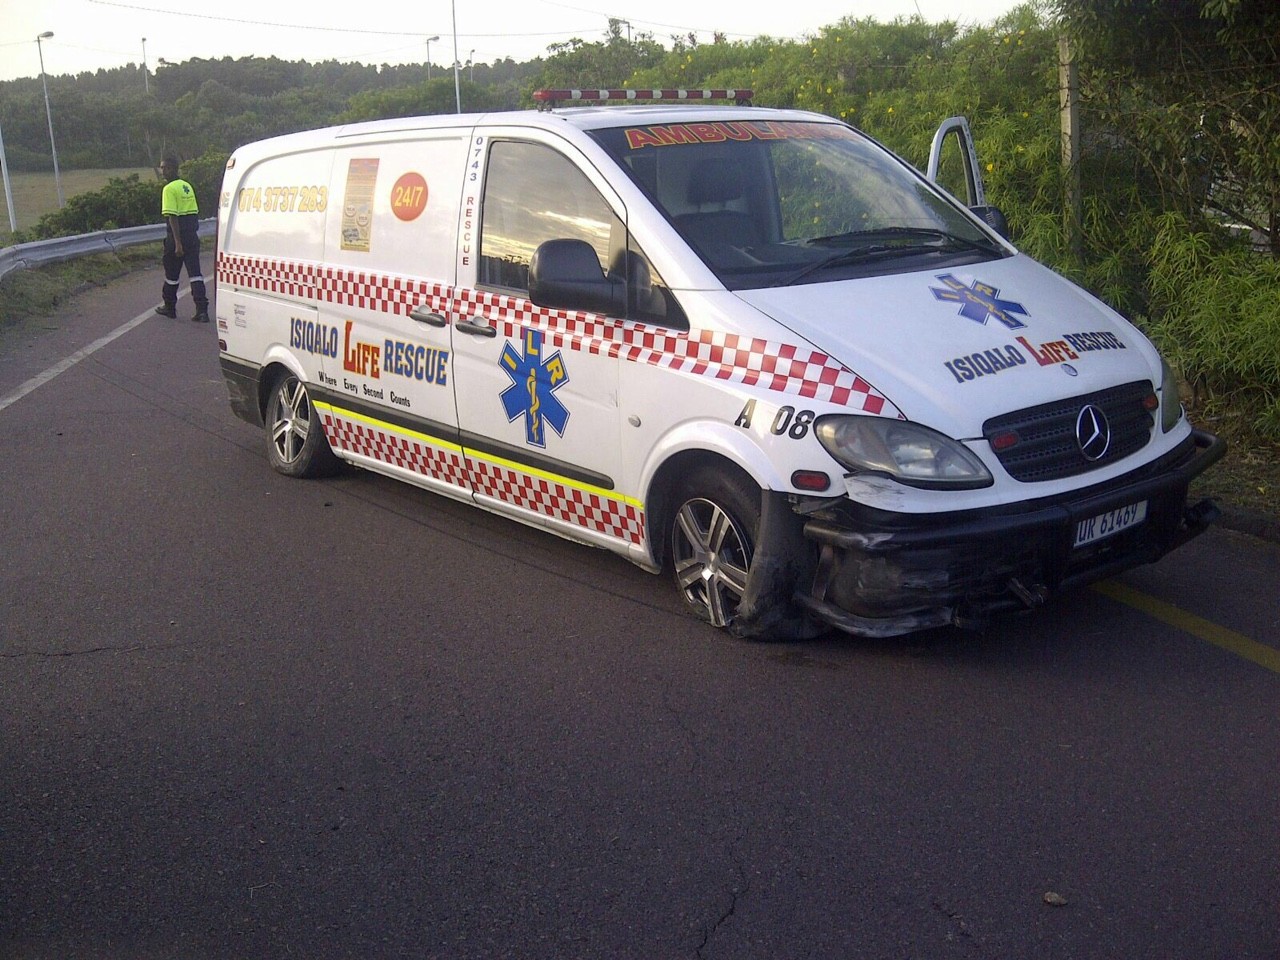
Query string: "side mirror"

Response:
xmin=971 ymin=204 xmax=1010 ymax=240
xmin=529 ymin=239 xmax=627 ymax=316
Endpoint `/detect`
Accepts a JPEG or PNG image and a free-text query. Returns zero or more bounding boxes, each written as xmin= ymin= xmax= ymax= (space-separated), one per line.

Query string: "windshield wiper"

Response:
xmin=809 ymin=226 xmax=995 ymax=250
xmin=782 ymin=227 xmax=998 ymax=286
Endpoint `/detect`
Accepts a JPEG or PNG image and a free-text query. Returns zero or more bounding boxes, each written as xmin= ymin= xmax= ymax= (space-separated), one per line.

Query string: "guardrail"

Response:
xmin=0 ymin=218 xmax=216 ymax=283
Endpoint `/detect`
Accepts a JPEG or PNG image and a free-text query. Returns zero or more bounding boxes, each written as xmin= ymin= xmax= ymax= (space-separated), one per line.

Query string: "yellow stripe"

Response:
xmin=476 ymin=445 xmax=644 ymax=509
xmin=1092 ymin=580 xmax=1280 ymax=675
xmin=314 ymin=400 xmax=464 ymax=453
xmin=314 ymin=399 xmax=644 ymax=510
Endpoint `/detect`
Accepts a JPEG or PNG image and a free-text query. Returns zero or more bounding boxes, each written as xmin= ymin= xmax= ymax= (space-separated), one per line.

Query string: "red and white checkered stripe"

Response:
xmin=219 ymin=254 xmax=894 ymax=415
xmin=457 ymin=287 xmax=890 ymax=412
xmin=321 ymin=409 xmax=470 ymax=488
xmin=318 ymin=405 xmax=645 ymax=546
xmin=469 ymin=459 xmax=645 ymax=545
xmin=219 ymin=254 xmax=452 ymax=315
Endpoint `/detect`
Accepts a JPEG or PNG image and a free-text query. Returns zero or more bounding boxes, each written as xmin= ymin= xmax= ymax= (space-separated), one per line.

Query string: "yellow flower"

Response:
xmin=986 ymin=162 xmax=994 ymax=172
xmin=887 ymin=106 xmax=894 ymax=114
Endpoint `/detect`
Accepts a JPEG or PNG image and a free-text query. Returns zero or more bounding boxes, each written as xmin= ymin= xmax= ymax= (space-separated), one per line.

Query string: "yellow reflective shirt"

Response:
xmin=162 ymin=178 xmax=200 ymax=217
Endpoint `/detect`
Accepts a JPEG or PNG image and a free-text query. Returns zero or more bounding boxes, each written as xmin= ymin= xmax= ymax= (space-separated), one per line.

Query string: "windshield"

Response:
xmin=589 ymin=119 xmax=1005 ymax=290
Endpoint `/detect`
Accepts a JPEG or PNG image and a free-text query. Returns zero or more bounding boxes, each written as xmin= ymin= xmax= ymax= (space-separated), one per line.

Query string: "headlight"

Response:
xmin=815 ymin=416 xmax=993 ymax=489
xmin=1160 ymin=357 xmax=1184 ymax=432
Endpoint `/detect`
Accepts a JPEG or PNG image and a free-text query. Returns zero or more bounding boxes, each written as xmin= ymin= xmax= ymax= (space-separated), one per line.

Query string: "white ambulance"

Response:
xmin=214 ymin=89 xmax=1225 ymax=640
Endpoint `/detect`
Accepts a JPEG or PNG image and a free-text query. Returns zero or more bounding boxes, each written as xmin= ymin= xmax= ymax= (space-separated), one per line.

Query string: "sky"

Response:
xmin=0 ymin=0 xmax=1029 ymax=84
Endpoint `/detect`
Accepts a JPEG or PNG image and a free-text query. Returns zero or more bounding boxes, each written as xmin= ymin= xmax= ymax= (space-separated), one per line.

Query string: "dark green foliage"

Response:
xmin=342 ymin=80 xmax=506 ymax=121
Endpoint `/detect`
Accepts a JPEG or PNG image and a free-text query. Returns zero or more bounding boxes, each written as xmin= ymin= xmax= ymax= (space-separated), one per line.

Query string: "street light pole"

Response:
xmin=426 ymin=35 xmax=439 ymax=81
xmin=0 ymin=121 xmax=18 ymax=232
xmin=469 ymin=49 xmax=476 ymax=83
xmin=36 ymin=31 xmax=63 ymax=208
xmin=451 ymin=0 xmax=461 ymax=114
xmin=142 ymin=37 xmax=149 ymax=93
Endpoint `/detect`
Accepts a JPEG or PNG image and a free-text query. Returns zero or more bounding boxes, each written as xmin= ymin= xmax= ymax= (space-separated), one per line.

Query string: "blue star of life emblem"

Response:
xmin=499 ymin=328 xmax=570 ymax=447
xmin=930 ymin=274 xmax=1029 ymax=330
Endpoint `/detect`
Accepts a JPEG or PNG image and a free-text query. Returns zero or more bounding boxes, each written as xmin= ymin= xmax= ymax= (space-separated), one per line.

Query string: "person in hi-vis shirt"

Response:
xmin=155 ymin=155 xmax=209 ymax=323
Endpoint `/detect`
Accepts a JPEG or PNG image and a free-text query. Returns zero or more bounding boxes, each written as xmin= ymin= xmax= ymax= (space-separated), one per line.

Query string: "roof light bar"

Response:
xmin=533 ymin=88 xmax=754 ymax=109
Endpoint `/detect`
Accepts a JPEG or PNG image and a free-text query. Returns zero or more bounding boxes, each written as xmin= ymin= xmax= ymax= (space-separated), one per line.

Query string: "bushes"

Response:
xmin=1142 ymin=214 xmax=1280 ymax=439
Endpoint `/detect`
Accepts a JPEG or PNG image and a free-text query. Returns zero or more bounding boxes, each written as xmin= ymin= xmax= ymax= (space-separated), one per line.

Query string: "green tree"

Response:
xmin=1053 ymin=0 xmax=1280 ymax=256
xmin=533 ymin=19 xmax=668 ymax=94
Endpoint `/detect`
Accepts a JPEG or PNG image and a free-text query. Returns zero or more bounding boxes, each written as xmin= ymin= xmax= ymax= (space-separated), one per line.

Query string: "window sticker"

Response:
xmin=341 ymin=158 xmax=380 ymax=252
xmin=391 ymin=172 xmax=428 ymax=222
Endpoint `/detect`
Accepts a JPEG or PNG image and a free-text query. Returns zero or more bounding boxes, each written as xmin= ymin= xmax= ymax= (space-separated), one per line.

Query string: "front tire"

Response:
xmin=669 ymin=468 xmax=761 ymax=628
xmin=264 ymin=373 xmax=339 ymax=478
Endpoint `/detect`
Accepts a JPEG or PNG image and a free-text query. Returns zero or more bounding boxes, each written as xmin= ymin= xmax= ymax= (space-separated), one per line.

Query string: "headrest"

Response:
xmin=687 ymin=160 xmax=747 ymax=205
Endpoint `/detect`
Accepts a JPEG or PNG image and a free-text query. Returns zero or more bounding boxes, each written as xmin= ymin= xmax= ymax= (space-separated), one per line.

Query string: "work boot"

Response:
xmin=191 ymin=309 xmax=210 ymax=323
xmin=155 ymin=304 xmax=177 ymax=318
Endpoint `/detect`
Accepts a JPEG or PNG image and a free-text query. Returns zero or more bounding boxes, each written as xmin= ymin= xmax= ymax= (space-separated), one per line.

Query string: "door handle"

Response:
xmin=409 ymin=306 xmax=448 ymax=327
xmin=455 ymin=317 xmax=497 ymax=338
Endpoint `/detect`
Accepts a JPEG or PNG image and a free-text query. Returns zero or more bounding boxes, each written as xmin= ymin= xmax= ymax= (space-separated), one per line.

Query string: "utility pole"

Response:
xmin=37 ymin=31 xmax=64 ymax=208
xmin=1059 ymin=34 xmax=1082 ymax=260
xmin=451 ymin=0 xmax=461 ymax=114
xmin=0 ymin=121 xmax=17 ymax=232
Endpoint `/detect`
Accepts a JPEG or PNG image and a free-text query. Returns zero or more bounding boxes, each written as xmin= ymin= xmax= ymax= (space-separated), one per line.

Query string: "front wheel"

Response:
xmin=264 ymin=373 xmax=339 ymax=478
xmin=669 ymin=468 xmax=761 ymax=628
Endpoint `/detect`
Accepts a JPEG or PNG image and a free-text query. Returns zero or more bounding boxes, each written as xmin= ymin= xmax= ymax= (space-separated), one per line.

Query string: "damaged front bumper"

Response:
xmin=792 ymin=429 xmax=1227 ymax=639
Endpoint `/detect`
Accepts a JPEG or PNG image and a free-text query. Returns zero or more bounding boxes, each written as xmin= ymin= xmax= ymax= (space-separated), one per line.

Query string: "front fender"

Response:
xmin=638 ymin=417 xmax=789 ymax=500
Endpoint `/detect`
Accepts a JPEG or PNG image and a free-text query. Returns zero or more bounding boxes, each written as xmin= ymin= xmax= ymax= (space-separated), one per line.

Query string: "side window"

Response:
xmin=479 ymin=140 xmax=613 ymax=293
xmin=479 ymin=140 xmax=686 ymax=328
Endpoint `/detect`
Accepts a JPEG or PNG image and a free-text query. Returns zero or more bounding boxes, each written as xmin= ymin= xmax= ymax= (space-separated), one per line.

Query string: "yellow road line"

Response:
xmin=1092 ymin=580 xmax=1280 ymax=675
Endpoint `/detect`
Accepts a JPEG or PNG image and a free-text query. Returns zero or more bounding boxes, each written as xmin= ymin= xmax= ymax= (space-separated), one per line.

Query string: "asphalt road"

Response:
xmin=2 ymin=268 xmax=1277 ymax=959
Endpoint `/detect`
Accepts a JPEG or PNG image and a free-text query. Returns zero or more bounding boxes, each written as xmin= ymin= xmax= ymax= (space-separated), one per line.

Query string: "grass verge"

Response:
xmin=0 ymin=168 xmax=156 ymax=243
xmin=0 ymin=244 xmax=160 ymax=349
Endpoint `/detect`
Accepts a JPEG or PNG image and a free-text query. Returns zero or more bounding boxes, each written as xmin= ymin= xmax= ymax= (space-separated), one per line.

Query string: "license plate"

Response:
xmin=1074 ymin=500 xmax=1148 ymax=547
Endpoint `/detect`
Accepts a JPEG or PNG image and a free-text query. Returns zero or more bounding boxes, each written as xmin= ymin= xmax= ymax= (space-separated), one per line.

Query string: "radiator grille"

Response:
xmin=983 ymin=380 xmax=1155 ymax=482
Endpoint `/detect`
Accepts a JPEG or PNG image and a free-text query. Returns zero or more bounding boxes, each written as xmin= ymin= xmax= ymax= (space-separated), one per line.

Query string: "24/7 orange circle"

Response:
xmin=391 ymin=172 xmax=428 ymax=221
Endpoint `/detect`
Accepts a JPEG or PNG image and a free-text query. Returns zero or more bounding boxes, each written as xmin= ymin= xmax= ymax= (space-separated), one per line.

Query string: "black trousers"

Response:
xmin=161 ymin=219 xmax=208 ymax=311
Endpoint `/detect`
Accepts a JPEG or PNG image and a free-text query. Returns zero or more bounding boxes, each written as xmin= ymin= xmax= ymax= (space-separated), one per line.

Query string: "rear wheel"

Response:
xmin=264 ymin=372 xmax=338 ymax=478
xmin=669 ymin=468 xmax=761 ymax=628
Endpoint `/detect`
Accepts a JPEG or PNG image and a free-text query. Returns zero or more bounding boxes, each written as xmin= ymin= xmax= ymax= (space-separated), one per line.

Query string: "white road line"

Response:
xmin=0 ymin=305 xmax=167 ymax=414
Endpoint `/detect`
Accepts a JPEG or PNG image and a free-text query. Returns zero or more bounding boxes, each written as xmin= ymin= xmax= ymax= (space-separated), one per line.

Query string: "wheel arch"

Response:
xmin=255 ymin=350 xmax=312 ymax=423
xmin=648 ymin=446 xmax=824 ymax=641
xmin=646 ymin=448 xmax=761 ymax=571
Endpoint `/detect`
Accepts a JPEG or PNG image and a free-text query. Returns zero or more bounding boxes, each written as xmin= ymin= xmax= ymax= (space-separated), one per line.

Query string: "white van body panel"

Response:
xmin=215 ymin=100 xmax=1224 ymax=639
